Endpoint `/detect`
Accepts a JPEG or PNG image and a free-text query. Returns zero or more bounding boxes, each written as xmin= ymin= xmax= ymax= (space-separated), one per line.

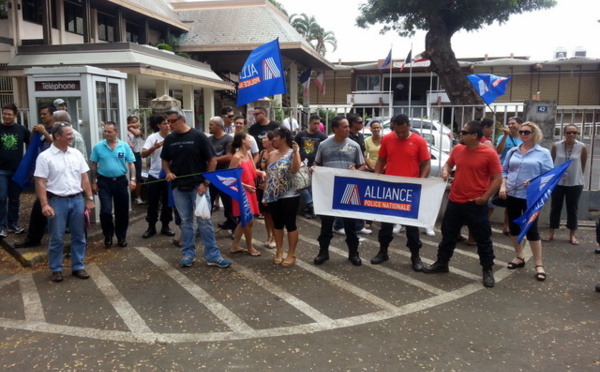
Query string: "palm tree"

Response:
xmin=290 ymin=13 xmax=337 ymax=57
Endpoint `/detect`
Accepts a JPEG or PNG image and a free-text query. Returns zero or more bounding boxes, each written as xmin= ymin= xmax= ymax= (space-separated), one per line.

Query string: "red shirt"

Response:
xmin=378 ymin=132 xmax=430 ymax=177
xmin=448 ymin=144 xmax=502 ymax=203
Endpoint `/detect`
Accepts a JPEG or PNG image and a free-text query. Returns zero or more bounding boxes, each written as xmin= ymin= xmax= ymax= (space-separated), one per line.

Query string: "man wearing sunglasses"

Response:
xmin=496 ymin=116 xmax=523 ymax=163
xmin=221 ymin=107 xmax=235 ymax=134
xmin=423 ymin=121 xmax=502 ymax=288
xmin=248 ymin=107 xmax=280 ymax=152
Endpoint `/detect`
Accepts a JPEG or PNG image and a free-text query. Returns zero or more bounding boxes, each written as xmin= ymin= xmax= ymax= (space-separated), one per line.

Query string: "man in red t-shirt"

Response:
xmin=371 ymin=114 xmax=431 ymax=271
xmin=423 ymin=120 xmax=502 ymax=288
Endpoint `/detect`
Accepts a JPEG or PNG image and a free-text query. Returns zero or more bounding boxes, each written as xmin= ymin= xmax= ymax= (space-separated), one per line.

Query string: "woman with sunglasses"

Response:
xmin=499 ymin=122 xmax=553 ymax=281
xmin=543 ymin=125 xmax=588 ymax=245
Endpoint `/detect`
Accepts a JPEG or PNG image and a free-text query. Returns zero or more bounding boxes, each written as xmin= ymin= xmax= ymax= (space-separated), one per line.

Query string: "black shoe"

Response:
xmin=596 ymin=283 xmax=600 ymax=292
xmin=423 ymin=261 xmax=449 ymax=274
xmin=118 ymin=239 xmax=127 ymax=247
xmin=160 ymin=227 xmax=175 ymax=237
xmin=370 ymin=251 xmax=389 ymax=265
xmin=142 ymin=227 xmax=156 ymax=239
xmin=72 ymin=269 xmax=90 ymax=279
xmin=104 ymin=237 xmax=113 ymax=248
xmin=482 ymin=269 xmax=495 ymax=288
xmin=51 ymin=271 xmax=63 ymax=282
xmin=411 ymin=256 xmax=425 ymax=272
xmin=314 ymin=252 xmax=330 ymax=265
xmin=595 ymin=248 xmax=600 ymax=254
xmin=349 ymin=254 xmax=362 ymax=266
xmin=14 ymin=238 xmax=41 ymax=248
xmin=218 ymin=222 xmax=236 ymax=230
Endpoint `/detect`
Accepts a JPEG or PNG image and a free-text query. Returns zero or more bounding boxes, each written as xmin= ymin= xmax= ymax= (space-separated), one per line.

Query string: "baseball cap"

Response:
xmin=53 ymin=98 xmax=66 ymax=107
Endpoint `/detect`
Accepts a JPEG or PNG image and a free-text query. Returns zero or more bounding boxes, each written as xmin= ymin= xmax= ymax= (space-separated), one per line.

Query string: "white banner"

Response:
xmin=312 ymin=167 xmax=447 ymax=229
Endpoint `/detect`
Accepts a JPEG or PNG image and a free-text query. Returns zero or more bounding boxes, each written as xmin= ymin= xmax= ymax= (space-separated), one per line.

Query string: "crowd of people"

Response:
xmin=1 ymin=102 xmax=598 ymax=290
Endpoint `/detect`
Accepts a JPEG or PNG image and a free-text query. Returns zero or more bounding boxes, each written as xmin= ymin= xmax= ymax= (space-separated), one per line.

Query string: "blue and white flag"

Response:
xmin=467 ymin=74 xmax=512 ymax=105
xmin=203 ymin=168 xmax=253 ymax=227
xmin=513 ymin=160 xmax=573 ymax=243
xmin=380 ymin=49 xmax=392 ymax=70
xmin=12 ymin=134 xmax=43 ymax=189
xmin=237 ymin=39 xmax=287 ymax=106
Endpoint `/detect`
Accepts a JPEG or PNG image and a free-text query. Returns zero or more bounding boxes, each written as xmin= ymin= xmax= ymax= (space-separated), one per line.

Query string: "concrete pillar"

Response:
xmin=202 ymin=87 xmax=215 ymax=133
xmin=182 ymin=84 xmax=195 ymax=128
xmin=155 ymin=80 xmax=169 ymax=98
xmin=523 ymin=99 xmax=557 ymax=150
xmin=125 ymin=74 xmax=139 ymax=111
xmin=289 ymin=63 xmax=298 ymax=119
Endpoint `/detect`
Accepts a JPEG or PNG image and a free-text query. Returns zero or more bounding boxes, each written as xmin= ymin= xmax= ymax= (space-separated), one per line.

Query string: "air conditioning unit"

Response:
xmin=573 ymin=46 xmax=587 ymax=58
xmin=554 ymin=47 xmax=567 ymax=60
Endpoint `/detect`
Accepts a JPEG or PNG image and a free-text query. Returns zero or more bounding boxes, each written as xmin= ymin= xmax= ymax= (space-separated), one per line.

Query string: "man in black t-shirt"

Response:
xmin=161 ymin=109 xmax=231 ymax=269
xmin=0 ymin=103 xmax=31 ymax=238
xmin=208 ymin=116 xmax=236 ymax=230
xmin=248 ymin=106 xmax=280 ymax=152
xmin=294 ymin=114 xmax=327 ymax=219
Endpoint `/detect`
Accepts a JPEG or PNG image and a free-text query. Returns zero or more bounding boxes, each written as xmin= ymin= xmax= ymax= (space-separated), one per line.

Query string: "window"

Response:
xmin=97 ymin=12 xmax=115 ymax=42
xmin=356 ymin=75 xmax=381 ymax=91
xmin=64 ymin=0 xmax=84 ymax=35
xmin=0 ymin=0 xmax=8 ymax=19
xmin=22 ymin=0 xmax=57 ymax=27
xmin=126 ymin=22 xmax=142 ymax=43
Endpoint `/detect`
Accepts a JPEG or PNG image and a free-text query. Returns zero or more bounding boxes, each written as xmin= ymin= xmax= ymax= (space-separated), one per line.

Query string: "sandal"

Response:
xmin=230 ymin=247 xmax=248 ymax=254
xmin=535 ymin=265 xmax=547 ymax=281
xmin=570 ymin=238 xmax=580 ymax=245
xmin=281 ymin=254 xmax=296 ymax=267
xmin=274 ymin=250 xmax=284 ymax=265
xmin=507 ymin=257 xmax=525 ymax=269
xmin=247 ymin=247 xmax=261 ymax=257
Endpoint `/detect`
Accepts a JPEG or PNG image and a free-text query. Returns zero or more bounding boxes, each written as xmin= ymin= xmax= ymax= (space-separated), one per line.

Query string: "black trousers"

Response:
xmin=318 ymin=215 xmax=359 ymax=254
xmin=378 ymin=222 xmax=422 ymax=254
xmin=209 ymin=183 xmax=237 ymax=227
xmin=437 ymin=200 xmax=495 ymax=268
xmin=548 ymin=185 xmax=583 ymax=230
xmin=24 ymin=198 xmax=47 ymax=243
xmin=145 ymin=175 xmax=173 ymax=226
xmin=97 ymin=176 xmax=129 ymax=241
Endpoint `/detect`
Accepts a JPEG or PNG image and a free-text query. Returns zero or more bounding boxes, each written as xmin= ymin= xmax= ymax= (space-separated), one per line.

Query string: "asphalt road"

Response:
xmin=1 ymin=204 xmax=599 ymax=371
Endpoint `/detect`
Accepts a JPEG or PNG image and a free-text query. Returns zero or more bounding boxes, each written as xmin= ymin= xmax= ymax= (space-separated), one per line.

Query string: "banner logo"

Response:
xmin=340 ymin=184 xmax=361 ymax=205
xmin=263 ymin=58 xmax=281 ymax=80
xmin=333 ymin=176 xmax=421 ymax=219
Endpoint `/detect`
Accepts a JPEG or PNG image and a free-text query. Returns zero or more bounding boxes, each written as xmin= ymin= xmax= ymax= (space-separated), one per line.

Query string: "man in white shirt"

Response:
xmin=283 ymin=115 xmax=299 ymax=134
xmin=230 ymin=116 xmax=259 ymax=163
xmin=141 ymin=114 xmax=174 ymax=238
xmin=34 ymin=122 xmax=95 ymax=283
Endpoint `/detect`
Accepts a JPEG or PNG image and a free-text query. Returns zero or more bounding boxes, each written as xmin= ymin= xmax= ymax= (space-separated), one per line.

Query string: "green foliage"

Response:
xmin=268 ymin=0 xmax=288 ymax=15
xmin=156 ymin=43 xmax=173 ymax=52
xmin=290 ymin=13 xmax=337 ymax=57
xmin=357 ymin=0 xmax=556 ymax=37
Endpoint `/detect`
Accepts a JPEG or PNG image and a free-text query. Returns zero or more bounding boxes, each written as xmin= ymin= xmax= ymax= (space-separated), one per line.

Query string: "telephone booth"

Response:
xmin=24 ymin=66 xmax=128 ymax=222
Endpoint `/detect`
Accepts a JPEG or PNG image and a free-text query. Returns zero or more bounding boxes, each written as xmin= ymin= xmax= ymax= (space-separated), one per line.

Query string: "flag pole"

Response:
xmin=408 ymin=42 xmax=413 ymax=117
xmin=388 ymin=44 xmax=393 ymax=117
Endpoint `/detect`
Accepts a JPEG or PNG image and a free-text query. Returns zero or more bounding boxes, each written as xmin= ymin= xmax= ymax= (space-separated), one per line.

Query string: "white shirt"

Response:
xmin=283 ymin=117 xmax=299 ymax=133
xmin=34 ymin=144 xmax=89 ymax=196
xmin=143 ymin=131 xmax=168 ymax=178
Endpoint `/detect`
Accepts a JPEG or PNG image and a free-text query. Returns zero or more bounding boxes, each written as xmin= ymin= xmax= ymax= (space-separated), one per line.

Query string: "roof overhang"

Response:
xmin=5 ymin=42 xmax=233 ymax=91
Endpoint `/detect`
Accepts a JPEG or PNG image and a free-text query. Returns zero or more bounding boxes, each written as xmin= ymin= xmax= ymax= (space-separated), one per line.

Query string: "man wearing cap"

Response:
xmin=90 ymin=122 xmax=136 ymax=248
xmin=35 ymin=122 xmax=95 ymax=282
xmin=53 ymin=99 xmax=67 ymax=111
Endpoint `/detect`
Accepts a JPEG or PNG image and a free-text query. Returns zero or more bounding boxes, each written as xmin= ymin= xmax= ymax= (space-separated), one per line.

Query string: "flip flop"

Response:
xmin=570 ymin=238 xmax=580 ymax=245
xmin=542 ymin=237 xmax=553 ymax=242
xmin=230 ymin=248 xmax=248 ymax=254
xmin=247 ymin=248 xmax=261 ymax=257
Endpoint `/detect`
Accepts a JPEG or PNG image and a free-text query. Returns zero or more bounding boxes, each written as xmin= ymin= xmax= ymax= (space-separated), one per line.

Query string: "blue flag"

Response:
xmin=237 ymin=39 xmax=287 ymax=106
xmin=467 ymin=74 xmax=512 ymax=105
xmin=513 ymin=160 xmax=573 ymax=243
xmin=12 ymin=134 xmax=43 ymax=189
xmin=380 ymin=49 xmax=392 ymax=70
xmin=203 ymin=168 xmax=253 ymax=227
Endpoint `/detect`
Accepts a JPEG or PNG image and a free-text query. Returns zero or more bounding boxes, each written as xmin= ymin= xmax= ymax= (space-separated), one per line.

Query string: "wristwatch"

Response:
xmin=87 ymin=196 xmax=94 ymax=201
xmin=203 ymin=181 xmax=210 ymax=187
xmin=131 ymin=178 xmax=137 ymax=182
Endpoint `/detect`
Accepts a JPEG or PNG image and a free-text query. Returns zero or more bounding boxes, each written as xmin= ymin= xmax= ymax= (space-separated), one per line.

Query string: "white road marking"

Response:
xmin=136 ymin=247 xmax=253 ymax=334
xmin=19 ymin=273 xmax=45 ymax=322
xmin=87 ymin=265 xmax=153 ymax=336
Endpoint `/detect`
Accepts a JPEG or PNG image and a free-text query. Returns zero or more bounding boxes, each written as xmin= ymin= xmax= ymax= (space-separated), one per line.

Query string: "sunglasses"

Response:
xmin=224 ymin=115 xmax=235 ymax=118
xmin=565 ymin=131 xmax=579 ymax=135
xmin=168 ymin=118 xmax=179 ymax=124
xmin=460 ymin=130 xmax=474 ymax=135
xmin=253 ymin=112 xmax=261 ymax=117
xmin=519 ymin=130 xmax=532 ymax=135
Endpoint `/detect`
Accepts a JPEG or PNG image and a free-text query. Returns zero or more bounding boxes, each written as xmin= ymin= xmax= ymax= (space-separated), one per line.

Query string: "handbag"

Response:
xmin=291 ymin=163 xmax=311 ymax=191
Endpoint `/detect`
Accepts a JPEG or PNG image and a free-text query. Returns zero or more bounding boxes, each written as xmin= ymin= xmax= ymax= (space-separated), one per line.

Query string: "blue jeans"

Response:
xmin=0 ymin=171 xmax=22 ymax=228
xmin=47 ymin=196 xmax=86 ymax=272
xmin=172 ymin=187 xmax=223 ymax=262
xmin=333 ymin=216 xmax=365 ymax=231
xmin=299 ymin=188 xmax=313 ymax=206
xmin=437 ymin=200 xmax=495 ymax=268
